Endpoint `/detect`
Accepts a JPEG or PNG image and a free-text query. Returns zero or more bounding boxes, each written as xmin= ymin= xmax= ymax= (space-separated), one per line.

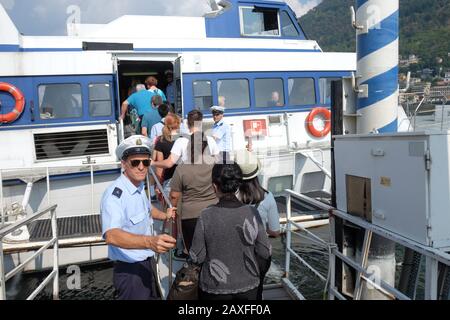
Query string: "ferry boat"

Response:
xmin=0 ymin=0 xmax=354 ymax=272
xmin=0 ymin=0 xmax=362 ymax=300
xmin=2 ymin=0 xmax=450 ymax=302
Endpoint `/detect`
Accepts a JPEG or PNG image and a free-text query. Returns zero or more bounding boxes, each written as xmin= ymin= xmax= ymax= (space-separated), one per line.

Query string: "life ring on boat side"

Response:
xmin=305 ymin=107 xmax=331 ymax=138
xmin=0 ymin=82 xmax=25 ymax=123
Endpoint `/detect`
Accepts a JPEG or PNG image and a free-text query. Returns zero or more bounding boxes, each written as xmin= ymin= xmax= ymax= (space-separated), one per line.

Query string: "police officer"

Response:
xmin=164 ymin=70 xmax=175 ymax=109
xmin=210 ymin=105 xmax=232 ymax=162
xmin=101 ymin=135 xmax=177 ymax=300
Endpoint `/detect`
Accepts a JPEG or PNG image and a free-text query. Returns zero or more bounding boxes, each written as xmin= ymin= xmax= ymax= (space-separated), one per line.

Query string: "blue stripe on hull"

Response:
xmin=357 ymin=66 xmax=398 ymax=110
xmin=357 ymin=11 xmax=399 ymax=60
xmin=356 ymin=0 xmax=372 ymax=7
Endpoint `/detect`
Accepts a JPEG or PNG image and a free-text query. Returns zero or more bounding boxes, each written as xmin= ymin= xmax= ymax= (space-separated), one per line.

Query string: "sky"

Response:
xmin=0 ymin=0 xmax=322 ymax=36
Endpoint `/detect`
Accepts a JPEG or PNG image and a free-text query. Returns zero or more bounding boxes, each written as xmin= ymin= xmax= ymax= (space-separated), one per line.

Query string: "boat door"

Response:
xmin=173 ymin=56 xmax=184 ymax=116
xmin=111 ymin=53 xmax=181 ymax=140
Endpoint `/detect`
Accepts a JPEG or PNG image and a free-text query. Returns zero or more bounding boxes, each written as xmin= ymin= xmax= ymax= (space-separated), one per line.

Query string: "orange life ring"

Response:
xmin=305 ymin=107 xmax=331 ymax=138
xmin=0 ymin=82 xmax=25 ymax=123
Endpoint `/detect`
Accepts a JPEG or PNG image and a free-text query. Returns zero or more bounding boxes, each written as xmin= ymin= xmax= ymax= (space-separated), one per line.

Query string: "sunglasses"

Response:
xmin=212 ymin=112 xmax=223 ymax=116
xmin=129 ymin=159 xmax=151 ymax=168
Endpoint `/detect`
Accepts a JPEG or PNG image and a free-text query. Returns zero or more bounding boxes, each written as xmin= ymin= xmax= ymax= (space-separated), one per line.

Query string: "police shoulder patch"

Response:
xmin=112 ymin=187 xmax=123 ymax=199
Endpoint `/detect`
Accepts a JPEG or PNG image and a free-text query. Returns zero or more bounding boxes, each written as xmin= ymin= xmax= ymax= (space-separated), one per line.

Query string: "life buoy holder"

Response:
xmin=0 ymin=82 xmax=25 ymax=124
xmin=305 ymin=107 xmax=331 ymax=138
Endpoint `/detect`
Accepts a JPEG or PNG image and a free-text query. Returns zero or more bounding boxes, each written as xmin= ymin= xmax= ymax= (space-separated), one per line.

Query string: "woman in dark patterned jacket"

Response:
xmin=189 ymin=163 xmax=272 ymax=300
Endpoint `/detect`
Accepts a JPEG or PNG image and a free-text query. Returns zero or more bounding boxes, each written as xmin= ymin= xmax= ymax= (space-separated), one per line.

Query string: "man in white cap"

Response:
xmin=100 ymin=135 xmax=176 ymax=300
xmin=210 ymin=105 xmax=232 ymax=161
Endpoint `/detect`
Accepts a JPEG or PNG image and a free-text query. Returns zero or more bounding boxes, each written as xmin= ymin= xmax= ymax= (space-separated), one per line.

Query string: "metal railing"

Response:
xmin=284 ymin=189 xmax=450 ymax=300
xmin=329 ymin=209 xmax=450 ymax=300
xmin=283 ymin=189 xmax=338 ymax=300
xmin=148 ymin=166 xmax=175 ymax=296
xmin=0 ymin=162 xmax=121 ymax=227
xmin=401 ymin=91 xmax=449 ymax=132
xmin=0 ymin=205 xmax=58 ymax=300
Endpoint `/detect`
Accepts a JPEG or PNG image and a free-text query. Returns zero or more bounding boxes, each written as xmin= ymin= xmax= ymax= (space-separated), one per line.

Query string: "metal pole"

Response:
xmin=0 ymin=241 xmax=5 ymax=300
xmin=353 ymin=0 xmax=399 ymax=299
xmin=284 ymin=193 xmax=292 ymax=278
xmin=90 ymin=165 xmax=95 ymax=215
xmin=46 ymin=167 xmax=51 ymax=207
xmin=51 ymin=207 xmax=59 ymax=300
xmin=328 ymin=215 xmax=336 ymax=300
xmin=425 ymin=256 xmax=438 ymax=300
xmin=0 ymin=170 xmax=4 ymax=228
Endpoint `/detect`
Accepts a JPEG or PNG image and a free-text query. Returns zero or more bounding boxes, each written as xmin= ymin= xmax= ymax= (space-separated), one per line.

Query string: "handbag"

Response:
xmin=167 ymin=262 xmax=201 ymax=300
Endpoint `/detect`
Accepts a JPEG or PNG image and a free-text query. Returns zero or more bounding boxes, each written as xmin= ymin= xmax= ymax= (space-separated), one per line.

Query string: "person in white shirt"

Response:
xmin=151 ymin=109 xmax=220 ymax=169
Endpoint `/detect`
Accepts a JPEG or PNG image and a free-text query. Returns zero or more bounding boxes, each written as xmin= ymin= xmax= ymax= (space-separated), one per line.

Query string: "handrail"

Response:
xmin=330 ymin=208 xmax=450 ymax=300
xmin=148 ymin=166 xmax=175 ymax=299
xmin=283 ymin=189 xmax=332 ymax=300
xmin=0 ymin=162 xmax=121 ymax=222
xmin=0 ymin=205 xmax=59 ymax=300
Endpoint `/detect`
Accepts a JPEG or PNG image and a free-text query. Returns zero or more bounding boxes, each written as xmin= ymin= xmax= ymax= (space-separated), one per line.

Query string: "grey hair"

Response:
xmin=136 ymin=84 xmax=146 ymax=91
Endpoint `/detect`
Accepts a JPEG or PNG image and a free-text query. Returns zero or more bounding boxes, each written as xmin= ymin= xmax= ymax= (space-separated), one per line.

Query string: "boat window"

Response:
xmin=319 ymin=78 xmax=341 ymax=105
xmin=288 ymin=78 xmax=316 ymax=106
xmin=193 ymin=80 xmax=213 ymax=110
xmin=38 ymin=83 xmax=82 ymax=119
xmin=240 ymin=6 xmax=280 ymax=37
xmin=280 ymin=11 xmax=299 ymax=37
xmin=255 ymin=78 xmax=285 ymax=108
xmin=89 ymin=83 xmax=112 ymax=116
xmin=217 ymin=79 xmax=250 ymax=109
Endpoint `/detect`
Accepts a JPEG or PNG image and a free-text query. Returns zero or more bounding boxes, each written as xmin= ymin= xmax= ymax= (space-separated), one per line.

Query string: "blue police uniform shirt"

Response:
xmin=101 ymin=174 xmax=155 ymax=263
xmin=212 ymin=119 xmax=232 ymax=152
xmin=166 ymin=82 xmax=175 ymax=104
xmin=126 ymin=90 xmax=153 ymax=117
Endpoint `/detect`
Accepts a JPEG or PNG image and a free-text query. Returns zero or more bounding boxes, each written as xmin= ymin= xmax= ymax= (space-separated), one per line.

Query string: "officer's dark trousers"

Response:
xmin=113 ymin=257 xmax=160 ymax=300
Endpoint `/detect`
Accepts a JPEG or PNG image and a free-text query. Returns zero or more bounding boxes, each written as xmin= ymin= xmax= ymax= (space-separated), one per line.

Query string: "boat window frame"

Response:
xmin=319 ymin=77 xmax=341 ymax=105
xmin=239 ymin=5 xmax=281 ymax=38
xmin=217 ymin=78 xmax=251 ymax=110
xmin=287 ymin=77 xmax=317 ymax=107
xmin=280 ymin=10 xmax=300 ymax=37
xmin=254 ymin=77 xmax=285 ymax=108
xmin=192 ymin=79 xmax=213 ymax=111
xmin=88 ymin=82 xmax=113 ymax=117
xmin=37 ymin=82 xmax=83 ymax=120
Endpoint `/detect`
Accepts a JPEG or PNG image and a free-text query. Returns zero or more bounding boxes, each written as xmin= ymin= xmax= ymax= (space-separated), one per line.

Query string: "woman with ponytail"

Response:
xmin=152 ymin=113 xmax=181 ymax=195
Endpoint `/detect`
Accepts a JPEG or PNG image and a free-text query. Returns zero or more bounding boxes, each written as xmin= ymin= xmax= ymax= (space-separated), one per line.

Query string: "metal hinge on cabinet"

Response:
xmin=425 ymin=150 xmax=431 ymax=171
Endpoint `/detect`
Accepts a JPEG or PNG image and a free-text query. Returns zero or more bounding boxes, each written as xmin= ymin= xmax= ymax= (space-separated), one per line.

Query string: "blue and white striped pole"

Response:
xmin=356 ymin=0 xmax=398 ymax=134
xmin=354 ymin=0 xmax=399 ymax=300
